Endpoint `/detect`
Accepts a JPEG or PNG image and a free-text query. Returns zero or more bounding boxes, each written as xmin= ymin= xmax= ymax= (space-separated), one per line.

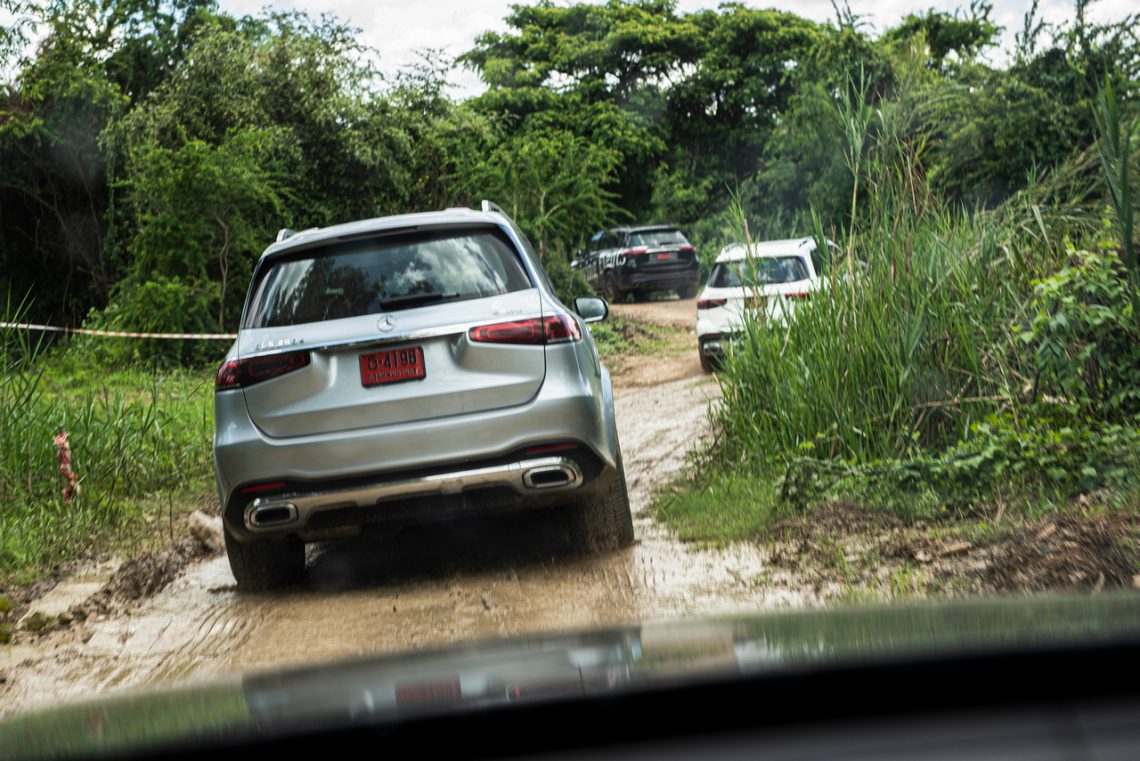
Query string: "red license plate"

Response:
xmin=655 ymin=253 xmax=672 ymax=261
xmin=359 ymin=346 xmax=426 ymax=387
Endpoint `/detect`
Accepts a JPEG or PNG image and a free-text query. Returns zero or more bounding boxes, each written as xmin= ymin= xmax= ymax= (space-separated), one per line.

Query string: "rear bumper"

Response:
xmin=240 ymin=454 xmax=591 ymax=538
xmin=615 ymin=267 xmax=698 ymax=292
xmin=214 ymin=350 xmax=618 ymax=541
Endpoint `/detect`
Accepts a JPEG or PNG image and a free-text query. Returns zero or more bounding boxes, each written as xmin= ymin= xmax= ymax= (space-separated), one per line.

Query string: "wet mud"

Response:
xmin=0 ymin=312 xmax=806 ymax=716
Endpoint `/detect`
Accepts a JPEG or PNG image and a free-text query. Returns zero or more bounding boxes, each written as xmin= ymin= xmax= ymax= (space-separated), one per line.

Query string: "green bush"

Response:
xmin=79 ymin=276 xmax=228 ymax=368
xmin=1022 ymin=227 xmax=1140 ymax=420
xmin=543 ymin=255 xmax=595 ymax=305
xmin=781 ymin=415 xmax=1140 ymax=515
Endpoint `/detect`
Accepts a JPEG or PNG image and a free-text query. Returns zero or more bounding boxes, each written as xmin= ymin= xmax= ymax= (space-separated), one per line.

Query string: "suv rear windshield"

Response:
xmin=709 ymin=256 xmax=809 ymax=287
xmin=628 ymin=229 xmax=688 ymax=247
xmin=246 ymin=228 xmax=532 ymax=328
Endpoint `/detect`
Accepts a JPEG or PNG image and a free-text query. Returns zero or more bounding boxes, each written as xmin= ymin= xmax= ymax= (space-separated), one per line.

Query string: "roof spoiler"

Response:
xmin=481 ymin=199 xmax=507 ymax=216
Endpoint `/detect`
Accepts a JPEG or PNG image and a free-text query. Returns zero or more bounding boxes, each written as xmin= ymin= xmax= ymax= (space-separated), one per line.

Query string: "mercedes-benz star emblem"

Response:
xmin=378 ymin=314 xmax=397 ymax=332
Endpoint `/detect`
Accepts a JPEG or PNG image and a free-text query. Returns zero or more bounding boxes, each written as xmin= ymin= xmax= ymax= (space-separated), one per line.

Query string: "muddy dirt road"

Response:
xmin=1 ymin=297 xmax=809 ymax=716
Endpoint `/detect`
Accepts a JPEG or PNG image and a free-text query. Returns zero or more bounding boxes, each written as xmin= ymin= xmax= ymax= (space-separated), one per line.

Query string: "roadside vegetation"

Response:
xmin=1 ymin=0 xmax=1138 ymax=594
xmin=657 ymin=27 xmax=1140 ymax=596
xmin=0 ymin=324 xmax=214 ymax=582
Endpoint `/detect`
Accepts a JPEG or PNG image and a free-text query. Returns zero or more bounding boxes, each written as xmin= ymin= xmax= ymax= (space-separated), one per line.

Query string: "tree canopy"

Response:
xmin=0 ymin=0 xmax=1136 ymax=351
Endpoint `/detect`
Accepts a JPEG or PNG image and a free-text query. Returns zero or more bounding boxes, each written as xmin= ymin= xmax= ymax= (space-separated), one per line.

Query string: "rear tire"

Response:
xmin=604 ymin=273 xmax=624 ymax=303
xmin=677 ymin=284 xmax=697 ymax=299
xmin=224 ymin=526 xmax=305 ymax=591
xmin=700 ymin=350 xmax=716 ymax=374
xmin=566 ymin=446 xmax=634 ymax=554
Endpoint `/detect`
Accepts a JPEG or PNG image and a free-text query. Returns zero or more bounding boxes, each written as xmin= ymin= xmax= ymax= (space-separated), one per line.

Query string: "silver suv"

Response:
xmin=213 ymin=202 xmax=632 ymax=590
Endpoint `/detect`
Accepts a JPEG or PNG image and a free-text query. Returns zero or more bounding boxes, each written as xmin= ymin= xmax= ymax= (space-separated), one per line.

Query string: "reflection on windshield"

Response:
xmin=629 ymin=230 xmax=688 ymax=247
xmin=248 ymin=230 xmax=531 ymax=327
xmin=710 ymin=257 xmax=810 ymax=288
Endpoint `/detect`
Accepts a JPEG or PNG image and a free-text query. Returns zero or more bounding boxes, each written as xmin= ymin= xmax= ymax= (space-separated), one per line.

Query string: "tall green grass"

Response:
xmin=662 ymin=70 xmax=1137 ymax=541
xmin=713 ymin=118 xmax=1068 ymax=466
xmin=1 ymin=316 xmax=214 ymax=577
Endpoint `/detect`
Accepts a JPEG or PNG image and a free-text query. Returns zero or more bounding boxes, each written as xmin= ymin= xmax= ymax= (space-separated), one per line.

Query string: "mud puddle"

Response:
xmin=0 ymin=335 xmax=808 ymax=717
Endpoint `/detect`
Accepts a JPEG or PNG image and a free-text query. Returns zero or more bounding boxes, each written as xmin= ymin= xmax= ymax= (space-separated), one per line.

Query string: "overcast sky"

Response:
xmin=213 ymin=0 xmax=1132 ymax=98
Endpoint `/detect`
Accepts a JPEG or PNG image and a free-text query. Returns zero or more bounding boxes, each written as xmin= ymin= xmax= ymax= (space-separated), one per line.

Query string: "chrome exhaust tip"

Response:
xmin=248 ymin=502 xmax=299 ymax=528
xmin=522 ymin=463 xmax=580 ymax=490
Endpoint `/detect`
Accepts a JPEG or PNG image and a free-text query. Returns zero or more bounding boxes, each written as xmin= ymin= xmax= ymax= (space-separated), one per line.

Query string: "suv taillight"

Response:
xmin=215 ymin=350 xmax=311 ymax=390
xmin=697 ymin=298 xmax=727 ymax=309
xmin=618 ymin=247 xmax=647 ymax=259
xmin=468 ymin=315 xmax=582 ymax=345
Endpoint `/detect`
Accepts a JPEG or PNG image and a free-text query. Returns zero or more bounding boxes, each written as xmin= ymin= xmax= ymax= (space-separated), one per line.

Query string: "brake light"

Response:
xmin=618 ymin=247 xmax=647 ymax=258
xmin=468 ymin=315 xmax=581 ymax=345
xmin=785 ymin=291 xmax=812 ymax=299
xmin=238 ymin=480 xmax=287 ymax=494
xmin=697 ymin=298 xmax=727 ymax=309
xmin=215 ymin=350 xmax=311 ymax=390
xmin=525 ymin=442 xmax=578 ymax=454
xmin=679 ymin=245 xmax=695 ymax=253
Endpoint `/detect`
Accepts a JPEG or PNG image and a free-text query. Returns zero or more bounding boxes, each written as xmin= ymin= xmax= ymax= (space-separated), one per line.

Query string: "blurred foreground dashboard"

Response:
xmin=3 ymin=594 xmax=1140 ymax=760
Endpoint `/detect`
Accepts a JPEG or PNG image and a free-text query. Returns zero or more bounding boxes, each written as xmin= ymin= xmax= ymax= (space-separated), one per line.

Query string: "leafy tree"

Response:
xmin=462 ymin=124 xmax=623 ymax=259
xmin=0 ymin=4 xmax=127 ymax=315
xmin=121 ymin=128 xmax=287 ymax=329
xmin=0 ymin=0 xmax=214 ymax=320
xmin=882 ymin=3 xmax=999 ymax=72
xmin=461 ymin=0 xmax=698 ymax=100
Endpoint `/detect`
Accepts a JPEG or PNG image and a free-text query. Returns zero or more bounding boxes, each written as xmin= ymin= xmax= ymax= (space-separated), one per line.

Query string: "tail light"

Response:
xmin=238 ymin=480 xmax=287 ymax=495
xmin=468 ymin=315 xmax=581 ymax=345
xmin=216 ymin=350 xmax=311 ymax=390
xmin=618 ymin=247 xmax=647 ymax=259
xmin=679 ymin=245 xmax=695 ymax=253
xmin=697 ymin=298 xmax=727 ymax=309
xmin=525 ymin=442 xmax=578 ymax=455
xmin=785 ymin=291 xmax=812 ymax=300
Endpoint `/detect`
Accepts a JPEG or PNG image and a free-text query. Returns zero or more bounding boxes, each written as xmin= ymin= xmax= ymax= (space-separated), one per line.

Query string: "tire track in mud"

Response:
xmin=1 ymin=319 xmax=811 ymax=717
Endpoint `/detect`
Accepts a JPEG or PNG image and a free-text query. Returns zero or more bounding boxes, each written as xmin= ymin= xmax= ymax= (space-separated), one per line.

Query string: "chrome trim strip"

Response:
xmin=243 ymin=456 xmax=583 ymax=533
xmin=238 ymin=312 xmax=550 ymax=359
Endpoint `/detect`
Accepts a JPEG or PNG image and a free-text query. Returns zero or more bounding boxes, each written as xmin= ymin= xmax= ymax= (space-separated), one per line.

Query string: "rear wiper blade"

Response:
xmin=379 ymin=292 xmax=458 ymax=311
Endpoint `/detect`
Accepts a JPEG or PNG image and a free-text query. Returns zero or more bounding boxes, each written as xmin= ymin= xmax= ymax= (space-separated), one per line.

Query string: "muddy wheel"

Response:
xmin=699 ymin=350 xmax=716 ymax=374
xmin=566 ymin=445 xmax=634 ymax=554
xmin=224 ymin=527 xmax=305 ymax=591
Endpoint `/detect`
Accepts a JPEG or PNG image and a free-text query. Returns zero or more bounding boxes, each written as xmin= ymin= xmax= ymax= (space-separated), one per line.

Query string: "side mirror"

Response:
xmin=573 ymin=296 xmax=608 ymax=324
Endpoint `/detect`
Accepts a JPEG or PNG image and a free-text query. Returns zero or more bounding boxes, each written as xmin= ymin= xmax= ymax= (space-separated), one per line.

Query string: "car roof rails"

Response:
xmin=275 ymin=227 xmax=319 ymax=244
xmin=480 ymin=199 xmax=508 ymax=216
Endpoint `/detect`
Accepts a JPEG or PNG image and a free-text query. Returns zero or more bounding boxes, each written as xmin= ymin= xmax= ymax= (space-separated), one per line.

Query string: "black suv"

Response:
xmin=574 ymin=225 xmax=700 ymax=302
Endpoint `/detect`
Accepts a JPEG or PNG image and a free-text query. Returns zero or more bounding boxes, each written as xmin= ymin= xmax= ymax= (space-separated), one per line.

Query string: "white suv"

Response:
xmin=695 ymin=238 xmax=827 ymax=372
